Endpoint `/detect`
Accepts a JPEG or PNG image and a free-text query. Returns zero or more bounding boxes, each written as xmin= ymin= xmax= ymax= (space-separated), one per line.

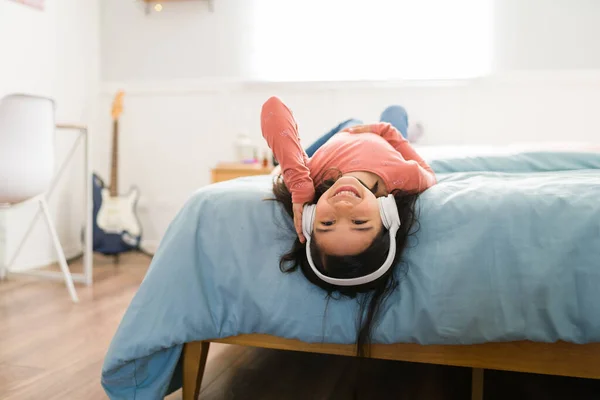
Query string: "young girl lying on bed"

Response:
xmin=261 ymin=96 xmax=437 ymax=355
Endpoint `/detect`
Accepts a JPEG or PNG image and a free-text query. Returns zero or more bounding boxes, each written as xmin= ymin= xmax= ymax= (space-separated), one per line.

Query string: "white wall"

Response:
xmin=0 ymin=0 xmax=100 ymax=270
xmin=494 ymin=0 xmax=600 ymax=70
xmin=101 ymin=0 xmax=250 ymax=81
xmin=96 ymin=0 xmax=600 ymax=250
xmin=101 ymin=0 xmax=600 ymax=81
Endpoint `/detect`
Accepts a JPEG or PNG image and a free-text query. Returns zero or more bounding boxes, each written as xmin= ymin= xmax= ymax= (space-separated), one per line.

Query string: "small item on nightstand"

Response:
xmin=262 ymin=150 xmax=269 ymax=168
xmin=241 ymin=147 xmax=259 ymax=164
xmin=234 ymin=132 xmax=254 ymax=163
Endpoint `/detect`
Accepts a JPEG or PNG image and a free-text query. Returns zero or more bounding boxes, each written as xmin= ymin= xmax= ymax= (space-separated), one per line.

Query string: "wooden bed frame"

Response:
xmin=181 ymin=334 xmax=600 ymax=400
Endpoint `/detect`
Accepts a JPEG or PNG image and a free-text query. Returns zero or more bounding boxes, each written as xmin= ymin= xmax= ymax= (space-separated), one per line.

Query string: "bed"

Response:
xmin=101 ymin=146 xmax=600 ymax=400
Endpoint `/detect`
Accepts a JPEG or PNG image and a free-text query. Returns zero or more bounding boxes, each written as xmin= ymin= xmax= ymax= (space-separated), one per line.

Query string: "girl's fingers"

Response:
xmin=347 ymin=124 xmax=374 ymax=133
xmin=293 ymin=207 xmax=305 ymax=243
xmin=295 ymin=217 xmax=305 ymax=243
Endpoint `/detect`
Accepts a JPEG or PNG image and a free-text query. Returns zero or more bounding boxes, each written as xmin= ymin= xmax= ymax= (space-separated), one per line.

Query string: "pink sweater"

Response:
xmin=261 ymin=97 xmax=437 ymax=204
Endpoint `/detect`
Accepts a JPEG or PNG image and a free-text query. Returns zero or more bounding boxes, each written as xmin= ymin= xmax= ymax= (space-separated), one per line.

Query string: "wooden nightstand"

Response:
xmin=211 ymin=162 xmax=273 ymax=183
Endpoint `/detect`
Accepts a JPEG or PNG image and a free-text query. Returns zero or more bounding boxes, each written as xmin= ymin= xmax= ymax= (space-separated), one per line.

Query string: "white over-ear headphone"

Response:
xmin=302 ymin=194 xmax=401 ymax=286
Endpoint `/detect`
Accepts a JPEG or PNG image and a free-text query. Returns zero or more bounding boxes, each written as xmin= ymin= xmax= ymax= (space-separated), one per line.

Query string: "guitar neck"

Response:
xmin=109 ymin=120 xmax=119 ymax=197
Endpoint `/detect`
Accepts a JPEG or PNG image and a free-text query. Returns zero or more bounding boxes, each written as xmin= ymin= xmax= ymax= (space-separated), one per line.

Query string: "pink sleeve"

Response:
xmin=391 ymin=161 xmax=437 ymax=193
xmin=261 ymin=96 xmax=315 ymax=204
xmin=367 ymin=122 xmax=437 ymax=190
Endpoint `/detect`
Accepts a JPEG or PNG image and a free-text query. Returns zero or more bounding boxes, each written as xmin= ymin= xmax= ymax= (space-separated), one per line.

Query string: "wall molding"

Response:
xmin=100 ymin=70 xmax=600 ymax=96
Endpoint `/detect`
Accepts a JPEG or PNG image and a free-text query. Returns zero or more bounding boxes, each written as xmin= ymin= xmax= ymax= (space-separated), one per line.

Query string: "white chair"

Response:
xmin=0 ymin=94 xmax=78 ymax=302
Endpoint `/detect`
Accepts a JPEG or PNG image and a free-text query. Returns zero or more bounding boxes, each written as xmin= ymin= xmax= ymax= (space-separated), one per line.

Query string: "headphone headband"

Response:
xmin=302 ymin=194 xmax=400 ymax=287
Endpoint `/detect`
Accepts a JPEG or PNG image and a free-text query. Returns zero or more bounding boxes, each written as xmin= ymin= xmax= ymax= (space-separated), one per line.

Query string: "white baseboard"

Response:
xmin=8 ymin=243 xmax=83 ymax=272
xmin=0 ymin=211 xmax=6 ymax=278
xmin=8 ymin=239 xmax=159 ymax=273
xmin=140 ymin=239 xmax=160 ymax=254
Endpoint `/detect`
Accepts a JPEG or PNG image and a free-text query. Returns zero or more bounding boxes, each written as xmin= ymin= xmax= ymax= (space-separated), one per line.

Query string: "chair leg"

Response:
xmin=6 ymin=207 xmax=43 ymax=273
xmin=183 ymin=341 xmax=210 ymax=400
xmin=39 ymin=199 xmax=79 ymax=303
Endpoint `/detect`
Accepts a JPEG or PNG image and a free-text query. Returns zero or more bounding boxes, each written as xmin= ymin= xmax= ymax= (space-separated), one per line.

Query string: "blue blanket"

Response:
xmin=101 ymin=151 xmax=600 ymax=399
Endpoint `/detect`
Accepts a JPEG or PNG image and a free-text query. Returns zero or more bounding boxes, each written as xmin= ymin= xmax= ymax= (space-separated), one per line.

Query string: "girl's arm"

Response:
xmin=261 ymin=97 xmax=315 ymax=204
xmin=346 ymin=123 xmax=436 ymax=192
xmin=392 ymin=160 xmax=437 ymax=193
xmin=349 ymin=123 xmax=434 ymax=174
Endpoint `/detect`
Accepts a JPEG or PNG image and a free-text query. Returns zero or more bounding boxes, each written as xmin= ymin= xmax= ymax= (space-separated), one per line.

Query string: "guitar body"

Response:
xmin=92 ymin=173 xmax=142 ymax=255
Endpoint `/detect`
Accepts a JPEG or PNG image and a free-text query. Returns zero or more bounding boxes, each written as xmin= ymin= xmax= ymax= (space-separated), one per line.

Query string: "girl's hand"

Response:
xmin=292 ymin=203 xmax=306 ymax=243
xmin=346 ymin=124 xmax=377 ymax=134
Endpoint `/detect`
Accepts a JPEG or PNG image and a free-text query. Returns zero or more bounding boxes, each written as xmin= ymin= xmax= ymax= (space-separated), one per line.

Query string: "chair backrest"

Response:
xmin=0 ymin=94 xmax=56 ymax=204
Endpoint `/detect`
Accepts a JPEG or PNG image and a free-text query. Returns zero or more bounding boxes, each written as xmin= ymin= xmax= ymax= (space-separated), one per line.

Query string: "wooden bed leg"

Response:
xmin=471 ymin=368 xmax=484 ymax=400
xmin=183 ymin=341 xmax=210 ymax=400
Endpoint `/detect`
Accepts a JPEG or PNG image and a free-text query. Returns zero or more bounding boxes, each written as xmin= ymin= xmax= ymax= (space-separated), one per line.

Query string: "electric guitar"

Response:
xmin=91 ymin=91 xmax=142 ymax=255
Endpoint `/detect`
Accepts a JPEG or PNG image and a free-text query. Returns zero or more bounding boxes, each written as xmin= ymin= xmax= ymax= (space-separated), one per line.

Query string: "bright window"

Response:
xmin=249 ymin=0 xmax=493 ymax=81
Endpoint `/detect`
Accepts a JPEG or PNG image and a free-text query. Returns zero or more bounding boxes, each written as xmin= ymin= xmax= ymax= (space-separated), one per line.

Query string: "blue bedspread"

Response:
xmin=101 ymin=151 xmax=600 ymax=399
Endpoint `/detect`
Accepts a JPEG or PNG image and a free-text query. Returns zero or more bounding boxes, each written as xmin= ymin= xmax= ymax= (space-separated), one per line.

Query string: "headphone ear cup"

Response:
xmin=302 ymin=204 xmax=316 ymax=239
xmin=378 ymin=194 xmax=401 ymax=231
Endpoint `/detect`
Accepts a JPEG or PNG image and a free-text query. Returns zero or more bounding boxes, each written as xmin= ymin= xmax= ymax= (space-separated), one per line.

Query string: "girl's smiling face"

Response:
xmin=313 ymin=174 xmax=386 ymax=256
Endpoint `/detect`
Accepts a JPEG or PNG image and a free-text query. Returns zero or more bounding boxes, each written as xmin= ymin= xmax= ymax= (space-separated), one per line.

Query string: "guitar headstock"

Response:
xmin=111 ymin=90 xmax=125 ymax=121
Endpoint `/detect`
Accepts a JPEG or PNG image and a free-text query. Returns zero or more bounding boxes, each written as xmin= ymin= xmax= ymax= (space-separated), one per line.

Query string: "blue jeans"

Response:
xmin=380 ymin=105 xmax=408 ymax=139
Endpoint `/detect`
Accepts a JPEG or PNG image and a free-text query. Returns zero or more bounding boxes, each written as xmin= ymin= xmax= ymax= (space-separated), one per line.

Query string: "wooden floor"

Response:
xmin=1 ymin=253 xmax=599 ymax=400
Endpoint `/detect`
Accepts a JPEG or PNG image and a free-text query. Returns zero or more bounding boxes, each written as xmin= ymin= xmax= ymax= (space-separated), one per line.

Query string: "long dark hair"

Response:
xmin=271 ymin=173 xmax=420 ymax=357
